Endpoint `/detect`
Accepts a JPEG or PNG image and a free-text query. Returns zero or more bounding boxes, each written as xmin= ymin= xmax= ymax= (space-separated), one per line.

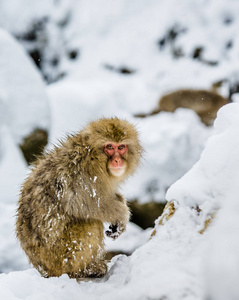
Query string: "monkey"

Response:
xmin=16 ymin=118 xmax=142 ymax=279
xmin=19 ymin=128 xmax=48 ymax=165
xmin=135 ymin=89 xmax=229 ymax=126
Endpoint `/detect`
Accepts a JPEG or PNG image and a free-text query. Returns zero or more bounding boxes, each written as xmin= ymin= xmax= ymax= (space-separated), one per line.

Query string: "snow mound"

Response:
xmin=166 ymin=103 xmax=239 ymax=230
xmin=0 ymin=28 xmax=50 ymax=144
xmin=204 ymin=191 xmax=239 ymax=300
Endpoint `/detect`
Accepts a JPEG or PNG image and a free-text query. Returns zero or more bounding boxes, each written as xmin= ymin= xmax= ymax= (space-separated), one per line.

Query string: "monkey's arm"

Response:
xmin=64 ymin=189 xmax=130 ymax=239
xmin=92 ymin=193 xmax=130 ymax=223
xmin=74 ymin=191 xmax=130 ymax=224
xmin=104 ymin=193 xmax=130 ymax=239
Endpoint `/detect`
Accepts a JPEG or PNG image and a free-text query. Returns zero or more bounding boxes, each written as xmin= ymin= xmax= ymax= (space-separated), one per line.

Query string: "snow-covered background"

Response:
xmin=1 ymin=0 xmax=239 ymax=299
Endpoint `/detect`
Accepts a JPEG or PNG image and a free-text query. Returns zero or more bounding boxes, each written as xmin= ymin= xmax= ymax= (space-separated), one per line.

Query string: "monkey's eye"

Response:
xmin=118 ymin=144 xmax=125 ymax=150
xmin=106 ymin=144 xmax=113 ymax=150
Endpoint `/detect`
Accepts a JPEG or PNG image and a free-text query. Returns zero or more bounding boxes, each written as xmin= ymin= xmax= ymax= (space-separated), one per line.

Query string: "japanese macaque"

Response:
xmin=136 ymin=89 xmax=229 ymax=126
xmin=16 ymin=118 xmax=142 ymax=278
xmin=19 ymin=128 xmax=48 ymax=165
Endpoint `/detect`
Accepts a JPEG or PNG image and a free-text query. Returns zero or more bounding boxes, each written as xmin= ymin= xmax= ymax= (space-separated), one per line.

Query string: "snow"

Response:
xmin=204 ymin=193 xmax=239 ymax=300
xmin=0 ymin=128 xmax=29 ymax=272
xmin=0 ymin=28 xmax=50 ymax=274
xmin=105 ymin=222 xmax=152 ymax=254
xmin=0 ymin=28 xmax=50 ymax=144
xmin=165 ymin=102 xmax=239 ymax=298
xmin=166 ymin=103 xmax=239 ymax=218
xmin=1 ymin=0 xmax=239 ymax=299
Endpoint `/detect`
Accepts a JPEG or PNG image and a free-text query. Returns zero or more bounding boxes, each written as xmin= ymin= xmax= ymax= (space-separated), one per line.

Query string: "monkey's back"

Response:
xmin=159 ymin=90 xmax=228 ymax=113
xmin=16 ymin=145 xmax=106 ymax=278
xmin=159 ymin=89 xmax=228 ymax=125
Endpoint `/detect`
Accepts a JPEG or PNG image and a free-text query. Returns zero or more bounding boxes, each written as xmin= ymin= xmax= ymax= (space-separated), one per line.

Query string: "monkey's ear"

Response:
xmin=84 ymin=134 xmax=90 ymax=141
xmin=81 ymin=128 xmax=90 ymax=141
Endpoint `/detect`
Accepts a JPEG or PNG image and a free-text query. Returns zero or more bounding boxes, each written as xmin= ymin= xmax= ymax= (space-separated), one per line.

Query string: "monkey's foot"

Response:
xmin=83 ymin=261 xmax=108 ymax=278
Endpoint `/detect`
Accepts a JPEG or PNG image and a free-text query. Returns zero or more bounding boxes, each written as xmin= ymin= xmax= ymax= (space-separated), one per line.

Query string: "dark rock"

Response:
xmin=129 ymin=200 xmax=166 ymax=229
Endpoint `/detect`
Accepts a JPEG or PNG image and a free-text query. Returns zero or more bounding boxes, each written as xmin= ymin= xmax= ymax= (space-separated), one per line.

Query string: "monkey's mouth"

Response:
xmin=109 ymin=166 xmax=125 ymax=177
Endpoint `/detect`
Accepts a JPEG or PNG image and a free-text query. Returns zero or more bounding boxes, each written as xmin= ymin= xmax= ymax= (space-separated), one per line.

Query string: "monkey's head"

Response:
xmin=82 ymin=118 xmax=142 ymax=179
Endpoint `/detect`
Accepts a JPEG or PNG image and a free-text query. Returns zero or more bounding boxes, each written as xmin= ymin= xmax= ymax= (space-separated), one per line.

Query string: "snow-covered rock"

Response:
xmin=0 ymin=0 xmax=76 ymax=83
xmin=166 ymin=103 xmax=239 ymax=231
xmin=204 ymin=191 xmax=239 ymax=300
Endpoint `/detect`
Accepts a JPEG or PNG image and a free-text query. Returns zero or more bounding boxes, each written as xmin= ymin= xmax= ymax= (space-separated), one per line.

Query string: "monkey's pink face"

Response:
xmin=104 ymin=143 xmax=128 ymax=177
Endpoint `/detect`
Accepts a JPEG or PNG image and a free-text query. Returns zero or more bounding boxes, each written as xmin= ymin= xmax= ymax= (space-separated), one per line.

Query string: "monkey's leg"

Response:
xmin=16 ymin=216 xmax=60 ymax=278
xmin=61 ymin=220 xmax=107 ymax=278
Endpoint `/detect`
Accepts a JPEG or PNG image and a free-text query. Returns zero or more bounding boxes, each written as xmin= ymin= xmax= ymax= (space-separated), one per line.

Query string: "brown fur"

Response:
xmin=136 ymin=89 xmax=229 ymax=126
xmin=16 ymin=118 xmax=142 ymax=278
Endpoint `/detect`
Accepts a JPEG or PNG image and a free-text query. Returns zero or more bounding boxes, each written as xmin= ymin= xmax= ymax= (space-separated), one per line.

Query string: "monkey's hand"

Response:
xmin=105 ymin=222 xmax=126 ymax=240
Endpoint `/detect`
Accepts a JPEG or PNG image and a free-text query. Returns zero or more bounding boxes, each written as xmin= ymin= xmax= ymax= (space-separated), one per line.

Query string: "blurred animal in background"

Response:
xmin=16 ymin=118 xmax=142 ymax=279
xmin=136 ymin=89 xmax=230 ymax=126
xmin=19 ymin=128 xmax=48 ymax=165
